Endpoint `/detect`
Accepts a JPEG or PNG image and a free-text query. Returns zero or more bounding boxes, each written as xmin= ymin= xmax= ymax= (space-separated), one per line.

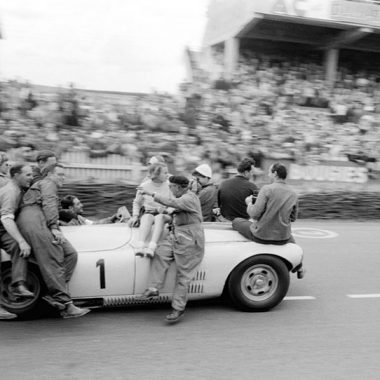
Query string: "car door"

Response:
xmin=62 ymin=225 xmax=135 ymax=298
xmin=134 ymin=254 xmax=177 ymax=296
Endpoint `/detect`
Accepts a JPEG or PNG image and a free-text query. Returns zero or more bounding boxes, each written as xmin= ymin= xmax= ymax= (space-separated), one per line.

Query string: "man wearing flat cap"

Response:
xmin=139 ymin=175 xmax=205 ymax=324
xmin=32 ymin=150 xmax=57 ymax=184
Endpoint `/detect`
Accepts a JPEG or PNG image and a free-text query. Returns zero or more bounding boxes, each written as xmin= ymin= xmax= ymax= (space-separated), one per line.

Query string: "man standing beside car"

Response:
xmin=232 ymin=162 xmax=298 ymax=245
xmin=139 ymin=175 xmax=205 ymax=324
xmin=0 ymin=163 xmax=34 ymax=320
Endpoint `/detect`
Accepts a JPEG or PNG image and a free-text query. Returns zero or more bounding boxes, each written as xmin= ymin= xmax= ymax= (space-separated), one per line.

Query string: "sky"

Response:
xmin=0 ymin=0 xmax=209 ymax=93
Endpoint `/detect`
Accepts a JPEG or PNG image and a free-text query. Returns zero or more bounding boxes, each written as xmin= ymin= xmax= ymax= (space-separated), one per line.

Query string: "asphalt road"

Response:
xmin=1 ymin=220 xmax=380 ymax=380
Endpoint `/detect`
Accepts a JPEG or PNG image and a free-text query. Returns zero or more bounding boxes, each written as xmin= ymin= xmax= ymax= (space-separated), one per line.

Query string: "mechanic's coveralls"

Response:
xmin=148 ymin=190 xmax=205 ymax=311
xmin=0 ymin=181 xmax=28 ymax=286
xmin=17 ymin=178 xmax=77 ymax=304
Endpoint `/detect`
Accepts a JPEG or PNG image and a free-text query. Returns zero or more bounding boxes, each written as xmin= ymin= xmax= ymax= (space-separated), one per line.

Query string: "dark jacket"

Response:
xmin=218 ymin=175 xmax=258 ymax=220
xmin=197 ymin=182 xmax=218 ymax=222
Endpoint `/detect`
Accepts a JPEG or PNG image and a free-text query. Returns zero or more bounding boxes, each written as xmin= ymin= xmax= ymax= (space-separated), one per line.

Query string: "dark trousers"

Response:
xmin=0 ymin=231 xmax=28 ymax=286
xmin=232 ymin=218 xmax=295 ymax=245
xmin=32 ymin=240 xmax=74 ymax=304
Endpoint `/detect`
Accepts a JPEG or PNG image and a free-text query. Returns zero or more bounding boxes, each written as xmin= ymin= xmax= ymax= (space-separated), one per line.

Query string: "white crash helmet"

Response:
xmin=194 ymin=164 xmax=212 ymax=178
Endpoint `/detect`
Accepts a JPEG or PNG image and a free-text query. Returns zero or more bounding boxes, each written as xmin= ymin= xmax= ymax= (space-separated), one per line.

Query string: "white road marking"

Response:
xmin=284 ymin=295 xmax=380 ymax=301
xmin=292 ymin=227 xmax=338 ymax=239
xmin=284 ymin=296 xmax=316 ymax=300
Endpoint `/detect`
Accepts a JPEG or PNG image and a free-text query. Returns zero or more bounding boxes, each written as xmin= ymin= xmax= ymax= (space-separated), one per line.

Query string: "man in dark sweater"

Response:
xmin=218 ymin=158 xmax=258 ymax=221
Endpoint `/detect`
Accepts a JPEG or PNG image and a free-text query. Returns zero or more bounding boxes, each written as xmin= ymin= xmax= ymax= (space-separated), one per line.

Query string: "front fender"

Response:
xmin=199 ymin=241 xmax=303 ymax=298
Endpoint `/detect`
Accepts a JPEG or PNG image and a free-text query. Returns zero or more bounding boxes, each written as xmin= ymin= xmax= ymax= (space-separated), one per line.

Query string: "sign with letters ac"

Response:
xmin=269 ymin=0 xmax=330 ymax=19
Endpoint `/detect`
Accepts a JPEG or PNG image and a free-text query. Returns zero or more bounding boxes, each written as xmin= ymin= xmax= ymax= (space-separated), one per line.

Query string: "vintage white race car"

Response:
xmin=0 ymin=223 xmax=304 ymax=317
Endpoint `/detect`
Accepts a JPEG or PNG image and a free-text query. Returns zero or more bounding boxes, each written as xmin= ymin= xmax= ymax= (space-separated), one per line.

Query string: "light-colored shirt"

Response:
xmin=0 ymin=181 xmax=23 ymax=224
xmin=132 ymin=180 xmax=171 ymax=217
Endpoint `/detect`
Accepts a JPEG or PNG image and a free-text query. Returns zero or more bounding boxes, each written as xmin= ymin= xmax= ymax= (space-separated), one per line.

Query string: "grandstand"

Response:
xmin=180 ymin=0 xmax=380 ymax=187
xmin=198 ymin=0 xmax=380 ymax=81
xmin=1 ymin=1 xmax=379 ymax=187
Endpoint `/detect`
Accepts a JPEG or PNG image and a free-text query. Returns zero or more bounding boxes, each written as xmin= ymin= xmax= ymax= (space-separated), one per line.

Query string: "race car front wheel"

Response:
xmin=228 ymin=255 xmax=290 ymax=312
xmin=1 ymin=264 xmax=43 ymax=317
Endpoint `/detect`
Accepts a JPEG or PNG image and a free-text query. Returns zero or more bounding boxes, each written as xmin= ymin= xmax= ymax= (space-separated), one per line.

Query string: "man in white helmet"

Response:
xmin=191 ymin=164 xmax=218 ymax=222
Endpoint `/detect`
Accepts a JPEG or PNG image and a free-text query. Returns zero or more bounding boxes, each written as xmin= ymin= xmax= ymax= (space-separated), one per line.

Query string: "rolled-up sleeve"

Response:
xmin=39 ymin=180 xmax=59 ymax=229
xmin=247 ymin=186 xmax=269 ymax=220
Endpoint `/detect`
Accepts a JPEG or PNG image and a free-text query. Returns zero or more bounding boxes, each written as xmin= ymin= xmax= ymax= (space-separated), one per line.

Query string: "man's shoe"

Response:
xmin=42 ymin=295 xmax=66 ymax=311
xmin=138 ymin=288 xmax=159 ymax=300
xmin=165 ymin=309 xmax=185 ymax=324
xmin=61 ymin=303 xmax=90 ymax=319
xmin=11 ymin=283 xmax=34 ymax=299
xmin=0 ymin=306 xmax=17 ymax=320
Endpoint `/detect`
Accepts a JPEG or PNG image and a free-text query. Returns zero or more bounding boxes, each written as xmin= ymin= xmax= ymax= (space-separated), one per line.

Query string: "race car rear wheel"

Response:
xmin=228 ymin=255 xmax=290 ymax=312
xmin=1 ymin=264 xmax=43 ymax=317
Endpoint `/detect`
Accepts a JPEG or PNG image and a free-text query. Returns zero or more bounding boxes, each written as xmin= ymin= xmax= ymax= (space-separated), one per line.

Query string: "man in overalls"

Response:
xmin=139 ymin=175 xmax=205 ymax=323
xmin=0 ymin=164 xmax=34 ymax=319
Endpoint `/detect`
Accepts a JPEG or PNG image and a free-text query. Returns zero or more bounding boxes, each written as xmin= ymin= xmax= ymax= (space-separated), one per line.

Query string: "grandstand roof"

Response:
xmin=237 ymin=13 xmax=380 ymax=53
xmin=203 ymin=0 xmax=380 ymax=54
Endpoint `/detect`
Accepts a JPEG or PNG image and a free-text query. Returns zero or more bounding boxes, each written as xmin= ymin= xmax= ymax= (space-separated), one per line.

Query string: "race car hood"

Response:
xmin=61 ymin=224 xmax=132 ymax=252
xmin=61 ymin=222 xmax=275 ymax=252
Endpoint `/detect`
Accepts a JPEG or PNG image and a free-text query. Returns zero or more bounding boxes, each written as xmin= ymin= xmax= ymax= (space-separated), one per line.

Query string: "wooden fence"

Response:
xmin=60 ymin=152 xmax=146 ymax=183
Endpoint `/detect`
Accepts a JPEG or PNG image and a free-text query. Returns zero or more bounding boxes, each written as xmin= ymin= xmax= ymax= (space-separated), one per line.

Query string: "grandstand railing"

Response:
xmin=60 ymin=151 xmax=147 ymax=183
xmin=64 ymin=163 xmax=147 ymax=183
xmin=60 ymin=151 xmax=136 ymax=166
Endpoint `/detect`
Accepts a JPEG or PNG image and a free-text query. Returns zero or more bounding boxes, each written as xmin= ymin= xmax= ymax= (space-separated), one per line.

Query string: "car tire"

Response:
xmin=228 ymin=255 xmax=290 ymax=312
xmin=1 ymin=264 xmax=44 ymax=317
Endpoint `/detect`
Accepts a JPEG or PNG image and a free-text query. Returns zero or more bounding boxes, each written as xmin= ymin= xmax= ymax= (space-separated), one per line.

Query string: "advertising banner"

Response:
xmin=289 ymin=162 xmax=368 ymax=183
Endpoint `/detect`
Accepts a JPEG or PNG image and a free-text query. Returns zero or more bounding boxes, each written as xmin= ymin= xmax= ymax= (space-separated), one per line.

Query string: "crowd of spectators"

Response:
xmin=187 ymin=49 xmax=380 ymax=171
xmin=0 ymin=81 xmax=184 ymax=166
xmin=0 ymin=47 xmax=379 ymax=182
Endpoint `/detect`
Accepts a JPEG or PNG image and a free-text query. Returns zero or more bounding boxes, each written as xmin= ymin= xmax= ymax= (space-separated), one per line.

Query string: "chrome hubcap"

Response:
xmin=241 ymin=264 xmax=278 ymax=301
